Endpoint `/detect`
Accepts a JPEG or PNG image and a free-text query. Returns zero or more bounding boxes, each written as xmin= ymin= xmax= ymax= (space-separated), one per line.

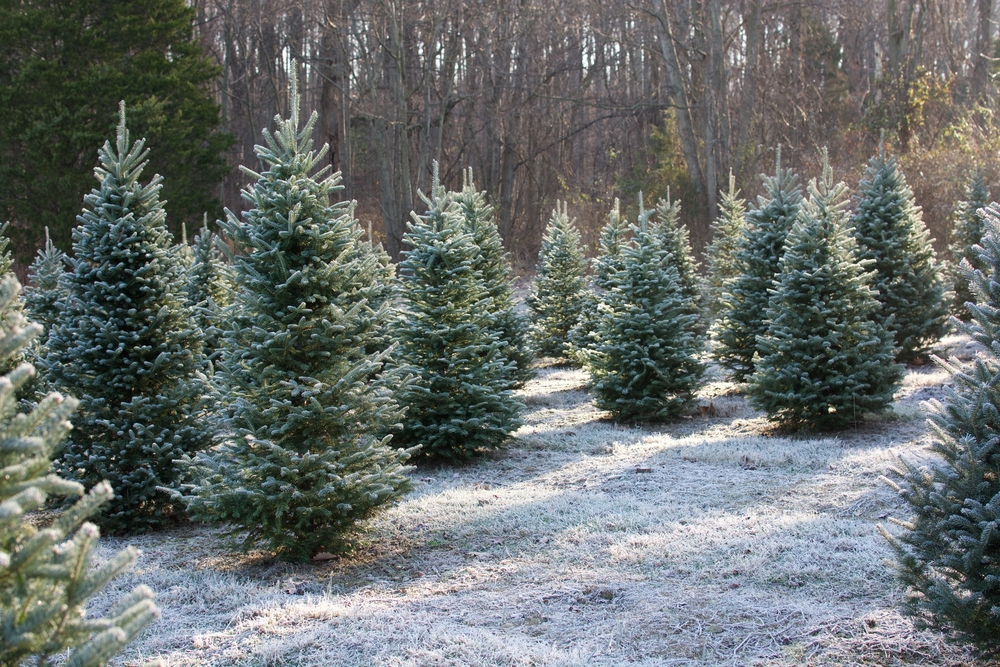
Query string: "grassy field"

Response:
xmin=92 ymin=336 xmax=992 ymax=666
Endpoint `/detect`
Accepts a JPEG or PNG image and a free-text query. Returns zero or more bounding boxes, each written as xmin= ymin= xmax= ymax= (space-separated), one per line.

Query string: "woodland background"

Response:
xmin=4 ymin=0 xmax=1000 ymax=269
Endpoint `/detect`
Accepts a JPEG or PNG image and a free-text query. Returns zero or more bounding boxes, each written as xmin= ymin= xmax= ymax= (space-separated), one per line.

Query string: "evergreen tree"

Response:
xmin=748 ymin=153 xmax=902 ymax=430
xmin=652 ymin=191 xmax=703 ymax=333
xmin=0 ymin=276 xmax=159 ymax=667
xmin=705 ymin=172 xmax=747 ymax=318
xmin=185 ymin=218 xmax=233 ymax=361
xmin=713 ymin=148 xmax=803 ymax=381
xmin=949 ymin=169 xmax=991 ymax=319
xmin=0 ymin=0 xmax=231 ymax=263
xmin=42 ymin=103 xmax=212 ymax=533
xmin=588 ymin=203 xmax=704 ymax=420
xmin=569 ymin=199 xmax=628 ymax=362
xmin=392 ymin=177 xmax=524 ymax=461
xmin=178 ymin=66 xmax=413 ymax=561
xmin=450 ymin=168 xmax=534 ymax=388
xmin=24 ymin=227 xmax=67 ymax=336
xmin=527 ymin=201 xmax=587 ymax=359
xmin=881 ymin=202 xmax=1000 ymax=652
xmin=850 ymin=143 xmax=949 ymax=362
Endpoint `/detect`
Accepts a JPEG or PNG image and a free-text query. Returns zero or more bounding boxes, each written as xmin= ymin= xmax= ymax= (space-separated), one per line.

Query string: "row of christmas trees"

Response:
xmin=529 ymin=143 xmax=995 ymax=429
xmin=4 ymin=66 xmax=997 ymax=661
xmin=528 ymin=146 xmax=999 ymax=651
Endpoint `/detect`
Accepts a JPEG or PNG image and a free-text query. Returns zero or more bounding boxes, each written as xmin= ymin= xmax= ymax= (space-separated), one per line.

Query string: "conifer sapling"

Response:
xmin=42 ymin=102 xmax=213 ymax=532
xmin=391 ymin=169 xmax=523 ymax=460
xmin=0 ymin=276 xmax=159 ymax=667
xmin=748 ymin=151 xmax=902 ymax=430
xmin=527 ymin=200 xmax=587 ymax=359
xmin=881 ymin=202 xmax=1000 ymax=652
xmin=178 ymin=65 xmax=413 ymax=561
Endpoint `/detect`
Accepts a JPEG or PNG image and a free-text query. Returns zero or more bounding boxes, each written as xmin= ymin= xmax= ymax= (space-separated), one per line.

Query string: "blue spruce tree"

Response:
xmin=178 ymin=65 xmax=413 ymax=561
xmin=42 ymin=103 xmax=212 ymax=532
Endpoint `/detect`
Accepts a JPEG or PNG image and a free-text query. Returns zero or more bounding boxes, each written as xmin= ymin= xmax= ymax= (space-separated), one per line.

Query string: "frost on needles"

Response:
xmin=391 ymin=168 xmax=524 ymax=461
xmin=176 ymin=65 xmax=414 ymax=562
xmin=42 ymin=102 xmax=213 ymax=533
xmin=882 ymin=202 xmax=1000 ymax=653
xmin=0 ymin=277 xmax=158 ymax=667
xmin=747 ymin=152 xmax=902 ymax=430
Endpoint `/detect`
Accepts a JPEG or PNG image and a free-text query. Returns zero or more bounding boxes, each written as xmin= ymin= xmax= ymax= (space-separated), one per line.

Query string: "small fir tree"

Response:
xmin=185 ymin=218 xmax=233 ymax=361
xmin=450 ymin=168 xmax=534 ymax=388
xmin=652 ymin=191 xmax=704 ymax=333
xmin=0 ymin=276 xmax=159 ymax=667
xmin=42 ymin=102 xmax=212 ymax=533
xmin=588 ymin=203 xmax=704 ymax=420
xmin=850 ymin=142 xmax=949 ymax=362
xmin=24 ymin=227 xmax=67 ymax=336
xmin=881 ymin=202 xmax=1000 ymax=652
xmin=748 ymin=153 xmax=902 ymax=430
xmin=949 ymin=169 xmax=991 ymax=319
xmin=527 ymin=201 xmax=588 ymax=359
xmin=713 ymin=148 xmax=803 ymax=381
xmin=178 ymin=65 xmax=413 ymax=561
xmin=569 ymin=199 xmax=628 ymax=362
xmin=705 ymin=172 xmax=747 ymax=318
xmin=392 ymin=177 xmax=524 ymax=461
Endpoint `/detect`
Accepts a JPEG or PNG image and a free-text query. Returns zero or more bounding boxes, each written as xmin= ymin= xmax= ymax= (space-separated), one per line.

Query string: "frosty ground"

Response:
xmin=92 ymin=335 xmax=992 ymax=667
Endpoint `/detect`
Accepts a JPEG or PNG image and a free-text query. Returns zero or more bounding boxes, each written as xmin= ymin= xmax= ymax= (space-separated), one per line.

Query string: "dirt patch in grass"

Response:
xmin=91 ymin=341 xmax=992 ymax=666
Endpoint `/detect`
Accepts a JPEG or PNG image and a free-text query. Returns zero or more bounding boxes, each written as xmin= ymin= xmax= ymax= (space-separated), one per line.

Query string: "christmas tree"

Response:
xmin=391 ymin=173 xmax=524 ymax=461
xmin=652 ymin=191 xmax=704 ymax=333
xmin=42 ymin=102 xmax=212 ymax=533
xmin=949 ymin=169 xmax=991 ymax=319
xmin=713 ymin=148 xmax=803 ymax=381
xmin=527 ymin=201 xmax=587 ymax=360
xmin=178 ymin=65 xmax=413 ymax=561
xmin=881 ymin=202 xmax=1000 ymax=652
xmin=569 ymin=199 xmax=628 ymax=363
xmin=588 ymin=202 xmax=704 ymax=420
xmin=748 ymin=153 xmax=902 ymax=430
xmin=0 ymin=276 xmax=159 ymax=667
xmin=450 ymin=169 xmax=534 ymax=388
xmin=849 ymin=142 xmax=949 ymax=362
xmin=185 ymin=218 xmax=233 ymax=361
xmin=705 ymin=172 xmax=747 ymax=318
xmin=24 ymin=227 xmax=67 ymax=337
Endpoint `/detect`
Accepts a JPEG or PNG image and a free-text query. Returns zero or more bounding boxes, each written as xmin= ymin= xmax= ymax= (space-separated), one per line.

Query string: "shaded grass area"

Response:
xmin=91 ymin=343 xmax=990 ymax=666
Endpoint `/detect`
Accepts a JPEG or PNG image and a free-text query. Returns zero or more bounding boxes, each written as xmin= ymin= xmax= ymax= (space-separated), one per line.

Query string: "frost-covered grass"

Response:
xmin=91 ymin=342 xmax=989 ymax=666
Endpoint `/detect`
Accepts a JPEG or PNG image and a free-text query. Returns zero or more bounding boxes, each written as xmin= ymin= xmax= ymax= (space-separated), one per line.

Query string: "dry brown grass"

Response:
xmin=89 ymin=336 xmax=995 ymax=666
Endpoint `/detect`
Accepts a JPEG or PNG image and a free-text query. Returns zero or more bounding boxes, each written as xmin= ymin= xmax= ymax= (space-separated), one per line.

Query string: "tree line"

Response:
xmin=193 ymin=0 xmax=1000 ymax=261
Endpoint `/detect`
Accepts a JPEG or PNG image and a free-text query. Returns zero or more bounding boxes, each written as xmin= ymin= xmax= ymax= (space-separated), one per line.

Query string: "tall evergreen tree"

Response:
xmin=0 ymin=276 xmax=159 ymax=667
xmin=713 ymin=148 xmax=803 ymax=381
xmin=652 ymin=191 xmax=704 ymax=333
xmin=450 ymin=168 xmax=534 ymax=388
xmin=527 ymin=201 xmax=587 ymax=359
xmin=24 ymin=227 xmax=67 ymax=337
xmin=569 ymin=199 xmax=628 ymax=362
xmin=0 ymin=0 xmax=231 ymax=263
xmin=41 ymin=103 xmax=212 ymax=533
xmin=392 ymin=176 xmax=523 ymax=461
xmin=588 ymin=203 xmax=704 ymax=420
xmin=179 ymin=66 xmax=412 ymax=561
xmin=748 ymin=153 xmax=902 ymax=430
xmin=949 ymin=169 xmax=992 ymax=319
xmin=881 ymin=202 xmax=1000 ymax=652
xmin=705 ymin=172 xmax=747 ymax=318
xmin=185 ymin=218 xmax=233 ymax=361
xmin=850 ymin=143 xmax=949 ymax=362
